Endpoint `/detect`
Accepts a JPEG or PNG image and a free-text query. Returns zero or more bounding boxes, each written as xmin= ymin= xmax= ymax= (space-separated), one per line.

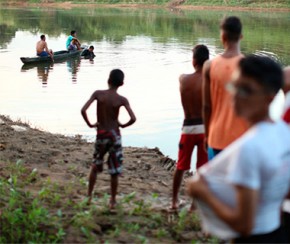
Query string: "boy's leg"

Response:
xmin=88 ymin=164 xmax=98 ymax=203
xmin=110 ymin=174 xmax=118 ymax=209
xmin=87 ymin=161 xmax=103 ymax=203
xmin=196 ymin=134 xmax=208 ymax=169
xmin=171 ymin=133 xmax=193 ymax=210
xmin=172 ymin=169 xmax=185 ymax=209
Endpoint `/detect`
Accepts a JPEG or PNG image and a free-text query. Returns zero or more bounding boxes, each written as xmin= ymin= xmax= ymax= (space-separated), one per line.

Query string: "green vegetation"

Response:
xmin=0 ymin=160 xmax=218 ymax=243
xmin=1 ymin=6 xmax=290 ymax=65
xmin=1 ymin=0 xmax=290 ymax=8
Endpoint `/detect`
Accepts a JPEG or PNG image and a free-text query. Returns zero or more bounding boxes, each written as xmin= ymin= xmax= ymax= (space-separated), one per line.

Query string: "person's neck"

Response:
xmin=222 ymin=43 xmax=241 ymax=58
xmin=194 ymin=65 xmax=202 ymax=73
xmin=248 ymin=114 xmax=273 ymax=127
xmin=109 ymin=86 xmax=118 ymax=92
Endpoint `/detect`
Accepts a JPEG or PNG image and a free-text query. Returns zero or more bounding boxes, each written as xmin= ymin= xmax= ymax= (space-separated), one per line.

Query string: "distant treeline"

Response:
xmin=0 ymin=0 xmax=290 ymax=8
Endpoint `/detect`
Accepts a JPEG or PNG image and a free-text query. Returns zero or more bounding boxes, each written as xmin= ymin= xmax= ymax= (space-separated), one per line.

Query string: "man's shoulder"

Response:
xmin=180 ymin=73 xmax=201 ymax=83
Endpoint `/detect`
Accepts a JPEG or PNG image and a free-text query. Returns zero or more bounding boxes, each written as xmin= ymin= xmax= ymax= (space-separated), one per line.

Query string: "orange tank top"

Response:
xmin=208 ymin=54 xmax=249 ymax=149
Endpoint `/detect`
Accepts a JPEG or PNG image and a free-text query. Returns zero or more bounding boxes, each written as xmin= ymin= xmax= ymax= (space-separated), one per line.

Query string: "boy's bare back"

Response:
xmin=179 ymin=72 xmax=203 ymax=120
xmin=81 ymin=69 xmax=136 ymax=132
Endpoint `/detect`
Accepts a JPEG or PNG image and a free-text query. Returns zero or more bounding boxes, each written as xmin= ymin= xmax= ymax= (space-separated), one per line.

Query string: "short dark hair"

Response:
xmin=89 ymin=45 xmax=94 ymax=50
xmin=71 ymin=30 xmax=76 ymax=35
xmin=192 ymin=44 xmax=209 ymax=67
xmin=239 ymin=55 xmax=284 ymax=95
xmin=40 ymin=34 xmax=45 ymax=40
xmin=220 ymin=16 xmax=242 ymax=42
xmin=109 ymin=69 xmax=124 ymax=87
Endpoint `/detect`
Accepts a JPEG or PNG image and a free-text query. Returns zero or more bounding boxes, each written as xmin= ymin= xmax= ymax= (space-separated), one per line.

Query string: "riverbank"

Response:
xmin=1 ymin=1 xmax=290 ymax=12
xmin=0 ymin=115 xmax=216 ymax=243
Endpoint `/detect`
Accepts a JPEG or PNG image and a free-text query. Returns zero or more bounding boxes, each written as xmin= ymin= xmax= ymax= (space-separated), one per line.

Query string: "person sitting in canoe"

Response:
xmin=68 ymin=38 xmax=79 ymax=51
xmin=66 ymin=30 xmax=81 ymax=50
xmin=36 ymin=34 xmax=53 ymax=60
xmin=81 ymin=45 xmax=95 ymax=59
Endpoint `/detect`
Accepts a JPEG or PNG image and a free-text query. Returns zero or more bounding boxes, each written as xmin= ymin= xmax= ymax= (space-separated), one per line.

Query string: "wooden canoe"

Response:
xmin=20 ymin=50 xmax=81 ymax=64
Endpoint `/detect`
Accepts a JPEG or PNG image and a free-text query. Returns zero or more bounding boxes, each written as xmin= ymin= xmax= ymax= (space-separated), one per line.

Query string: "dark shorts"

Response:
xmin=37 ymin=51 xmax=49 ymax=57
xmin=233 ymin=226 xmax=288 ymax=243
xmin=93 ymin=129 xmax=123 ymax=175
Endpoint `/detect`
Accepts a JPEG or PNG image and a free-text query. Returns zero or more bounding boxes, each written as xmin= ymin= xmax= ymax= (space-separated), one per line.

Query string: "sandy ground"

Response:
xmin=0 ymin=115 xmax=192 ymax=210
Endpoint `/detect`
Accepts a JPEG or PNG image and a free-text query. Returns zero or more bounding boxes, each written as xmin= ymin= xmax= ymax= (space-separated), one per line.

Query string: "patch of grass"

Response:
xmin=0 ymin=160 xmax=218 ymax=242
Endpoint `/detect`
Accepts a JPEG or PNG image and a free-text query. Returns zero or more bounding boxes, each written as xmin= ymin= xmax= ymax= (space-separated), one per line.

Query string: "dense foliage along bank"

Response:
xmin=1 ymin=0 xmax=290 ymax=9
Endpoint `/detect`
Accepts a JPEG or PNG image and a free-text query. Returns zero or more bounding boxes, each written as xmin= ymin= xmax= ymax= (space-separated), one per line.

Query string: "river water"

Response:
xmin=0 ymin=6 xmax=288 ymax=164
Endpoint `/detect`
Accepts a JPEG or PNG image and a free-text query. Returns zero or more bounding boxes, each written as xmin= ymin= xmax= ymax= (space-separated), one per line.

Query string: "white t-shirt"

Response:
xmin=197 ymin=120 xmax=290 ymax=238
xmin=284 ymin=91 xmax=290 ymax=114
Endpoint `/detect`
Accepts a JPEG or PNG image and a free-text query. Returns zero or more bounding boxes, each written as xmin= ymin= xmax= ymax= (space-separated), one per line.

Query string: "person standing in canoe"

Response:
xmin=36 ymin=34 xmax=53 ymax=60
xmin=66 ymin=30 xmax=81 ymax=50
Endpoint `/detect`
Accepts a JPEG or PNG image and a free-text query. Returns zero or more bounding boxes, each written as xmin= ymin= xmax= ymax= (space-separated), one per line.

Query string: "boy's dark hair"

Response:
xmin=193 ymin=44 xmax=209 ymax=67
xmin=71 ymin=30 xmax=76 ymax=35
xmin=220 ymin=16 xmax=242 ymax=42
xmin=239 ymin=55 xmax=284 ymax=95
xmin=40 ymin=34 xmax=45 ymax=40
xmin=89 ymin=45 xmax=94 ymax=50
xmin=109 ymin=69 xmax=124 ymax=87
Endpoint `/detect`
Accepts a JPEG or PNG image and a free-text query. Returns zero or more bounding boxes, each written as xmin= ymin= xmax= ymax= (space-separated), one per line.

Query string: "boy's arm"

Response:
xmin=202 ymin=60 xmax=212 ymax=148
xmin=44 ymin=42 xmax=49 ymax=53
xmin=119 ymin=98 xmax=136 ymax=128
xmin=81 ymin=92 xmax=98 ymax=128
xmin=187 ymin=176 xmax=257 ymax=236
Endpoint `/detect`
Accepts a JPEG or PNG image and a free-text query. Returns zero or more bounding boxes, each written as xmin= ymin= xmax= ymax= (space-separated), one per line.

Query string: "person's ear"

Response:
xmin=239 ymin=34 xmax=243 ymax=41
xmin=192 ymin=59 xmax=195 ymax=68
xmin=221 ymin=31 xmax=226 ymax=43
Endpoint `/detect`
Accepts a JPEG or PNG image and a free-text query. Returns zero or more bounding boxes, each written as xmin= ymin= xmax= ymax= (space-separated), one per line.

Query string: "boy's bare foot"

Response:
xmin=168 ymin=199 xmax=186 ymax=213
xmin=109 ymin=199 xmax=117 ymax=210
xmin=87 ymin=196 xmax=92 ymax=205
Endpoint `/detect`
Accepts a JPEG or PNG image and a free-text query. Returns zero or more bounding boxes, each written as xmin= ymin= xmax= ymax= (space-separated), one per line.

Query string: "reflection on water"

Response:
xmin=21 ymin=56 xmax=81 ymax=86
xmin=22 ymin=63 xmax=52 ymax=86
xmin=0 ymin=7 xmax=289 ymax=161
xmin=66 ymin=57 xmax=81 ymax=83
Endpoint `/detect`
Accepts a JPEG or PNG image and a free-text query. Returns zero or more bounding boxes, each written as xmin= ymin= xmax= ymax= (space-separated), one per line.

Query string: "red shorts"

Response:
xmin=283 ymin=108 xmax=290 ymax=123
xmin=176 ymin=124 xmax=208 ymax=170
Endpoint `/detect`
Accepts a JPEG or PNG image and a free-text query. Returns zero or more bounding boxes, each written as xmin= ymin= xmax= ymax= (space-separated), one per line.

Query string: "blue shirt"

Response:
xmin=66 ymin=35 xmax=73 ymax=49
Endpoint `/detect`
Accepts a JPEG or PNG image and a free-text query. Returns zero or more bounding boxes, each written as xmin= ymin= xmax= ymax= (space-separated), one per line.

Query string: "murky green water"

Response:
xmin=0 ymin=6 xmax=288 ymax=161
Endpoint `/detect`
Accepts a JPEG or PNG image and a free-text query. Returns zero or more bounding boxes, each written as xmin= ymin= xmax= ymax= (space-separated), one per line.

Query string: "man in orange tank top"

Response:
xmin=202 ymin=16 xmax=249 ymax=159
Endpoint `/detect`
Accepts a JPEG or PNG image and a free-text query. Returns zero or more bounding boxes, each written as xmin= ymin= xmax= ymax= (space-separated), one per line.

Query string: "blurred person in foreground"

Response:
xmin=282 ymin=66 xmax=290 ymax=242
xmin=187 ymin=55 xmax=290 ymax=243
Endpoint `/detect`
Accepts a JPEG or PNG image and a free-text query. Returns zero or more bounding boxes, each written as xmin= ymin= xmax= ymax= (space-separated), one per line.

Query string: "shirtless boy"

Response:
xmin=171 ymin=44 xmax=209 ymax=211
xmin=81 ymin=69 xmax=136 ymax=208
xmin=36 ymin=34 xmax=53 ymax=59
